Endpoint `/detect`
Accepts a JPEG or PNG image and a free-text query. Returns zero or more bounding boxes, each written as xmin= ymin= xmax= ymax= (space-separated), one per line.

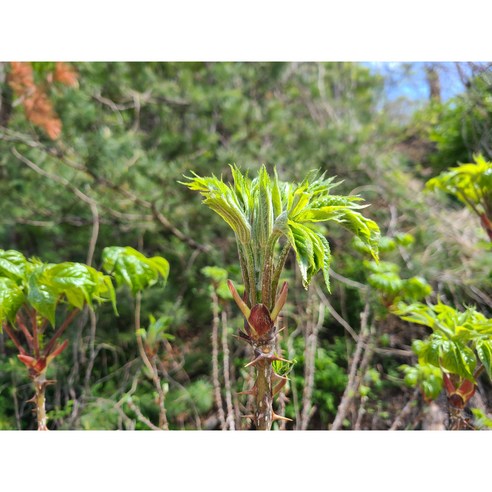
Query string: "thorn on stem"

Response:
xmin=272 ymin=412 xmax=292 ymax=422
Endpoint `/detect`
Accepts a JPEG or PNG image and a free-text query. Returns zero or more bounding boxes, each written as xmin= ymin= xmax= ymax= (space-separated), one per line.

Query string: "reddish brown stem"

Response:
xmin=15 ymin=314 xmax=34 ymax=350
xmin=2 ymin=323 xmax=27 ymax=355
xmin=28 ymin=307 xmax=40 ymax=358
xmin=43 ymin=308 xmax=80 ymax=356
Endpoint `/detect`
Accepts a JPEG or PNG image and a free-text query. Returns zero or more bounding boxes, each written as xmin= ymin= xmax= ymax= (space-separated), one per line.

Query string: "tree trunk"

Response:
xmin=425 ymin=65 xmax=441 ymax=103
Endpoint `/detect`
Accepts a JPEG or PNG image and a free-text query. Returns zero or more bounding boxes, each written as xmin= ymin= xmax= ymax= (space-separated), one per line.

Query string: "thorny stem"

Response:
xmin=33 ymin=372 xmax=48 ymax=431
xmin=228 ymin=278 xmax=290 ymax=430
xmin=255 ymin=359 xmax=274 ymax=430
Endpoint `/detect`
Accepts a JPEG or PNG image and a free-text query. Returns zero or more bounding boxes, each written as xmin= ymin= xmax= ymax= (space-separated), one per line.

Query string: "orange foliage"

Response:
xmin=7 ymin=62 xmax=78 ymax=140
xmin=22 ymin=89 xmax=62 ymax=140
xmin=53 ymin=62 xmax=78 ymax=88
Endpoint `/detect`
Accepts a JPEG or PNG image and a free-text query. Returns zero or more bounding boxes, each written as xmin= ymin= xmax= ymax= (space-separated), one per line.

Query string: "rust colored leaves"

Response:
xmin=8 ymin=62 xmax=78 ymax=140
xmin=53 ymin=62 xmax=78 ymax=88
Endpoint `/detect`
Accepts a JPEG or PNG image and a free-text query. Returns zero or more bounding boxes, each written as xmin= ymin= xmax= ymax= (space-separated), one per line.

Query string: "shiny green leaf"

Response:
xmin=476 ymin=339 xmax=492 ymax=379
xmin=0 ymin=250 xmax=28 ymax=283
xmin=102 ymin=246 xmax=169 ymax=294
xmin=0 ymin=278 xmax=25 ymax=326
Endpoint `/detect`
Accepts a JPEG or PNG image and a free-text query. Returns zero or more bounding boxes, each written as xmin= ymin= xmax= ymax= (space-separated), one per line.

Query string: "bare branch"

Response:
xmin=12 ymin=147 xmax=100 ymax=266
xmin=331 ymin=303 xmax=370 ymax=430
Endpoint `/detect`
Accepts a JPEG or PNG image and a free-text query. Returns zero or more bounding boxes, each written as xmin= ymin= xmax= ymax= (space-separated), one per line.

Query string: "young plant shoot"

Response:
xmin=394 ymin=301 xmax=492 ymax=429
xmin=183 ymin=165 xmax=380 ymax=430
xmin=0 ymin=249 xmax=116 ymax=430
xmin=102 ymin=246 xmax=170 ymax=429
xmin=426 ymin=154 xmax=492 ymax=241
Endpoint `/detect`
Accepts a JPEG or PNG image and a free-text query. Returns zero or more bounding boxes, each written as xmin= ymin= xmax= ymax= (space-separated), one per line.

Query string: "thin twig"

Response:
xmin=315 ymin=284 xmax=358 ymax=341
xmin=12 ymin=148 xmax=100 ymax=266
xmin=83 ymin=308 xmax=98 ymax=390
xmin=287 ymin=324 xmax=302 ymax=427
xmin=300 ymin=291 xmax=325 ymax=430
xmin=389 ymin=388 xmax=420 ymax=430
xmin=210 ymin=288 xmax=226 ymax=429
xmin=221 ymin=310 xmax=236 ymax=430
xmin=134 ymin=292 xmax=169 ymax=430
xmin=329 ymin=269 xmax=368 ymax=291
xmin=353 ymin=338 xmax=375 ymax=430
xmin=123 ymin=375 xmax=162 ymax=431
xmin=331 ymin=303 xmax=370 ymax=430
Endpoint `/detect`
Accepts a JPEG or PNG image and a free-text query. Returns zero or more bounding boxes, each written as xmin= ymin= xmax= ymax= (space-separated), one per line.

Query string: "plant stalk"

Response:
xmin=262 ymin=231 xmax=281 ymax=310
xmin=271 ymin=242 xmax=291 ymax=302
xmin=134 ymin=292 xmax=169 ymax=430
xmin=243 ymin=244 xmax=257 ymax=306
xmin=32 ymin=372 xmax=48 ymax=431
xmin=254 ymin=359 xmax=273 ymax=430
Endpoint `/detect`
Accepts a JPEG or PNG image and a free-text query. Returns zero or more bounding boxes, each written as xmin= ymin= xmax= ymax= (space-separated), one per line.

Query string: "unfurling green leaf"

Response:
xmin=102 ymin=246 xmax=169 ymax=294
xmin=183 ymin=165 xmax=379 ymax=299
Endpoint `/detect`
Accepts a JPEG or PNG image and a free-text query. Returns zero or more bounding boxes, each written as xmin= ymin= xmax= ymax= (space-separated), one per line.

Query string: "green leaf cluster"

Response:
xmin=0 ymin=249 xmax=116 ymax=327
xmin=201 ymin=266 xmax=237 ymax=300
xmin=183 ymin=165 xmax=379 ymax=307
xmin=137 ymin=314 xmax=175 ymax=351
xmin=364 ymin=260 xmax=431 ymax=305
xmin=426 ymin=154 xmax=492 ymax=219
xmin=102 ymin=246 xmax=169 ymax=294
xmin=399 ymin=362 xmax=443 ymax=401
xmin=353 ymin=232 xmax=414 ymax=256
xmin=395 ymin=301 xmax=492 ymax=382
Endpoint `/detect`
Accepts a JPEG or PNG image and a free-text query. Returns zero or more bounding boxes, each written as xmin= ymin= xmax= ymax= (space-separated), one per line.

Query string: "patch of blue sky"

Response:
xmin=363 ymin=62 xmax=471 ymax=102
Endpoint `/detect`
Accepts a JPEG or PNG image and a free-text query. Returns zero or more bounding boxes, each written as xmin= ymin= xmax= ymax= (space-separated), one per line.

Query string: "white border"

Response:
xmin=1 ymin=431 xmax=490 ymax=490
xmin=0 ymin=1 xmax=489 ymax=61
